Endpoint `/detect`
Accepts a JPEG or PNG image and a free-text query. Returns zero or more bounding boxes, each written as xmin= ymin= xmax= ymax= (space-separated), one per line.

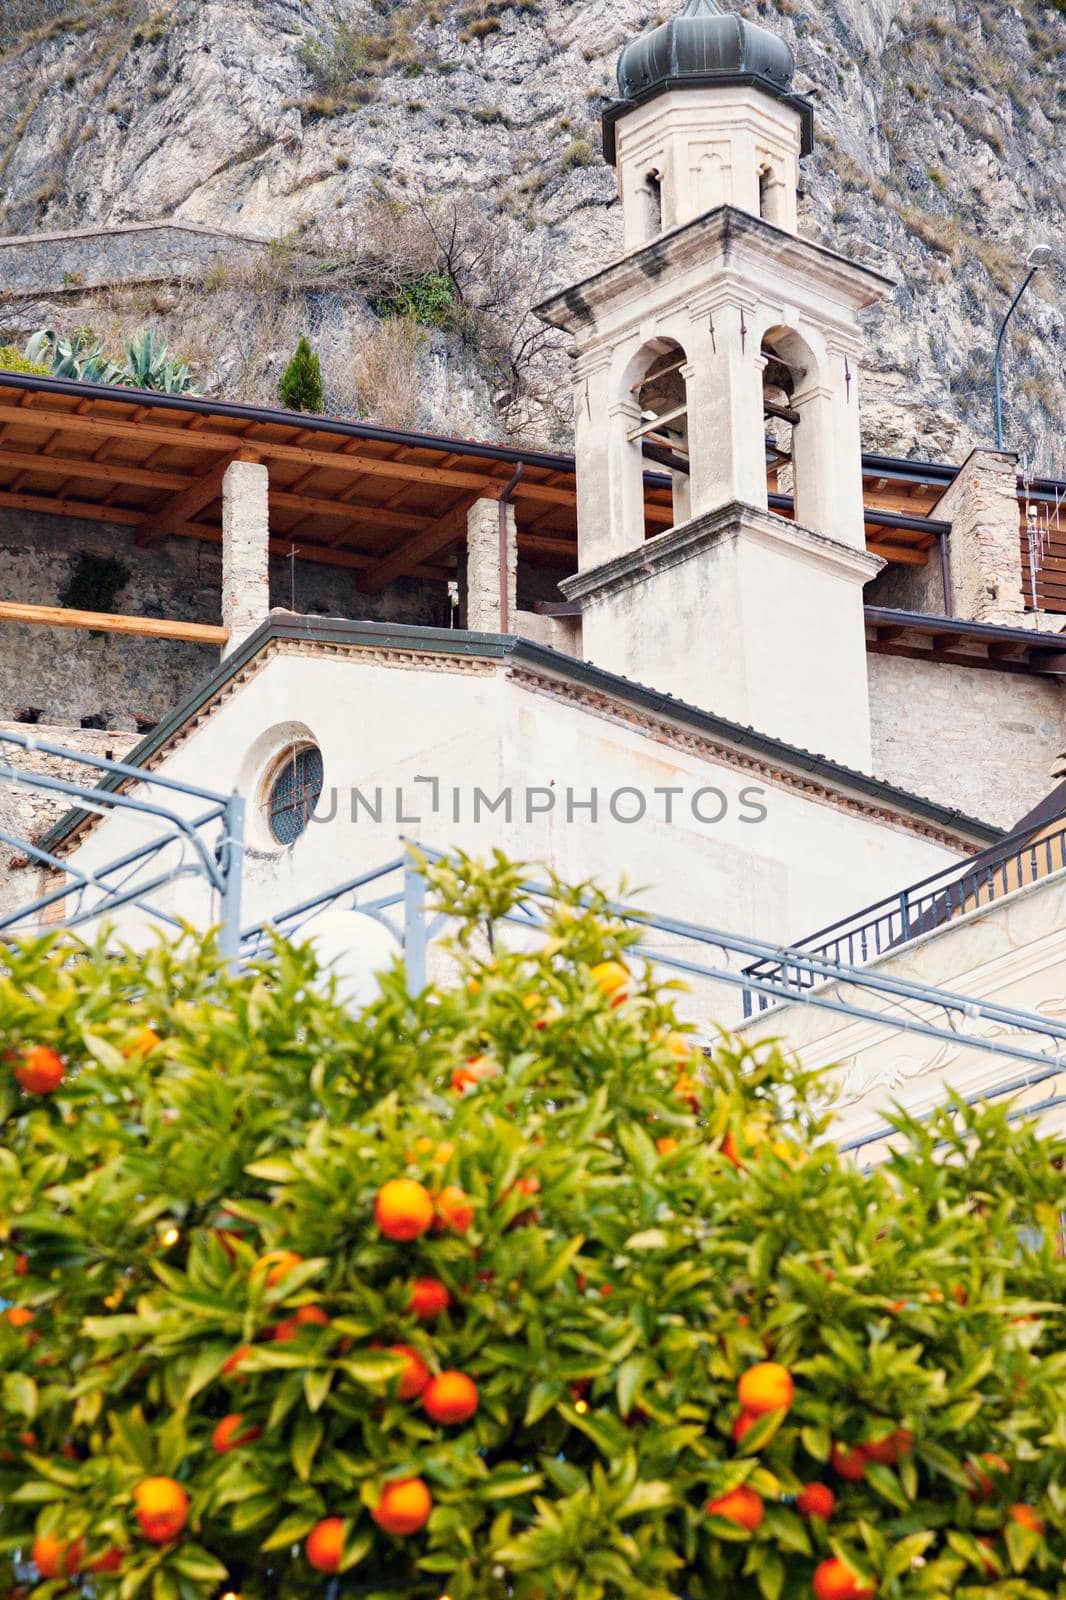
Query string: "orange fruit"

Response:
xmin=32 ymin=1535 xmax=83 ymax=1578
xmin=435 ymin=1185 xmax=474 ymax=1233
xmin=409 ymin=1278 xmax=451 ymax=1320
xmin=371 ymin=1478 xmax=432 ymax=1537
xmin=589 ymin=960 xmax=630 ymax=1004
xmin=211 ymin=1413 xmax=261 ymax=1454
xmin=451 ymin=1055 xmax=500 ymax=1094
xmin=722 ymin=1130 xmax=745 ymax=1169
xmin=705 ymin=1485 xmax=764 ymax=1530
xmin=251 ymin=1249 xmax=302 ymax=1288
xmin=14 ymin=1047 xmax=65 ymax=1095
xmin=388 ymin=1344 xmax=430 ymax=1400
xmin=133 ymin=1477 xmax=188 ymax=1544
xmin=422 ymin=1371 xmax=478 ymax=1425
xmin=221 ymin=1343 xmax=253 ymax=1379
xmin=796 ymin=1483 xmax=836 ymax=1520
xmin=14 ymin=1253 xmax=29 ymax=1277
xmin=656 ymin=1136 xmax=679 ymax=1156
xmin=864 ymin=1429 xmax=910 ymax=1466
xmin=86 ymin=1547 xmax=125 ymax=1574
xmin=1008 ymin=1504 xmax=1045 ymax=1534
xmin=5 ymin=1307 xmax=34 ymax=1329
xmin=305 ymin=1517 xmax=345 ymax=1573
xmin=123 ymin=1026 xmax=162 ymax=1059
xmin=375 ymin=1179 xmax=434 ymax=1241
xmin=732 ymin=1411 xmax=759 ymax=1446
xmin=737 ymin=1362 xmax=794 ymax=1416
xmin=272 ymin=1305 xmax=330 ymax=1342
xmin=812 ymin=1557 xmax=875 ymax=1600
xmin=966 ymin=1452 xmax=1009 ymax=1501
xmin=830 ymin=1443 xmax=868 ymax=1481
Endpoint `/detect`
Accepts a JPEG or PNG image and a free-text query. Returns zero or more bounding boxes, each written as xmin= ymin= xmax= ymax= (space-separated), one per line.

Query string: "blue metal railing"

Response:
xmin=742 ymin=820 xmax=1066 ymax=1016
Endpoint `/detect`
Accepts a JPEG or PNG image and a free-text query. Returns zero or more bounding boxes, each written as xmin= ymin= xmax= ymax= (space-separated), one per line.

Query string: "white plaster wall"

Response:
xmin=53 ymin=650 xmax=965 ymax=1019
xmin=868 ymin=654 xmax=1065 ymax=830
xmin=743 ymin=867 xmax=1066 ymax=1151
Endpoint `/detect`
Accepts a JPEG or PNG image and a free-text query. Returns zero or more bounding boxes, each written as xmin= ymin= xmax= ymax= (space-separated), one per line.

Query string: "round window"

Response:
xmin=265 ymin=745 xmax=324 ymax=845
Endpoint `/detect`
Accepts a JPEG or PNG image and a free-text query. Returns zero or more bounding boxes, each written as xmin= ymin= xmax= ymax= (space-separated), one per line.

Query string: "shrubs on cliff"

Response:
xmin=22 ymin=327 xmax=196 ymax=394
xmin=0 ymin=855 xmax=1063 ymax=1598
xmin=279 ymin=335 xmax=325 ymax=413
xmin=0 ymin=345 xmax=51 ymax=377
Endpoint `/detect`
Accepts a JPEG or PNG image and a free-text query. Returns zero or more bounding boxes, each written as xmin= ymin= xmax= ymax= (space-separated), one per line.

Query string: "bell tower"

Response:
xmin=536 ymin=0 xmax=893 ymax=771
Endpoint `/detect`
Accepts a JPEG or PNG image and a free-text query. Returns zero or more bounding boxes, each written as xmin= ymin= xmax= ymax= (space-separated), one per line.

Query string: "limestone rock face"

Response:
xmin=0 ymin=0 xmax=1062 ymax=472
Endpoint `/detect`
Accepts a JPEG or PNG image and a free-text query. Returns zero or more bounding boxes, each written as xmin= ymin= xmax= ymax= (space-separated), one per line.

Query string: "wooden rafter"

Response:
xmin=135 ymin=449 xmax=260 ymax=548
xmin=361 ymin=494 xmax=482 ymax=594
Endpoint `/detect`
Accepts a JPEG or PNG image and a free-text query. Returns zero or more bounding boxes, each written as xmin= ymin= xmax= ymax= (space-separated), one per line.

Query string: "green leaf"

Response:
xmin=291 ymin=1411 xmax=323 ymax=1481
xmin=261 ymin=1512 xmax=318 ymax=1552
xmin=756 ymin=1548 xmax=785 ymax=1600
xmin=3 ymin=1372 xmax=38 ymax=1420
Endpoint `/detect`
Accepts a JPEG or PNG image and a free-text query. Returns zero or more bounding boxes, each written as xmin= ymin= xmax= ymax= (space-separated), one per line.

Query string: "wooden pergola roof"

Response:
xmin=0 ymin=372 xmax=1052 ymax=592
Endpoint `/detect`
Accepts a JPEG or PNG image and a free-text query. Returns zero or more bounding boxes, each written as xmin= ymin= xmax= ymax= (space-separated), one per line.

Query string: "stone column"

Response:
xmin=684 ymin=303 xmax=767 ymax=518
xmin=572 ymin=353 xmax=645 ymax=569
xmin=465 ymin=496 xmax=516 ymax=634
xmin=221 ymin=457 xmax=270 ymax=657
xmin=931 ymin=449 xmax=1024 ymax=624
xmin=791 ymin=346 xmax=866 ymax=550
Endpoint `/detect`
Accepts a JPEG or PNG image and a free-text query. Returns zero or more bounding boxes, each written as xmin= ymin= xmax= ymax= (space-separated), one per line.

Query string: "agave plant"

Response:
xmin=119 ymin=328 xmax=195 ymax=394
xmin=24 ymin=327 xmax=122 ymax=385
xmin=22 ymin=327 xmax=198 ymax=395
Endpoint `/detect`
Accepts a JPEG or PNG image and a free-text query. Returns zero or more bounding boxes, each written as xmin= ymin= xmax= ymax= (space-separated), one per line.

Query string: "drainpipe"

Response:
xmin=939 ymin=530 xmax=954 ymax=617
xmin=498 ymin=462 xmax=523 ymax=634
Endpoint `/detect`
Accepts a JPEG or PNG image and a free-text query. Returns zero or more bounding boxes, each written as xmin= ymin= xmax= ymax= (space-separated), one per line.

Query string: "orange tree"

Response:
xmin=0 ymin=854 xmax=1063 ymax=1600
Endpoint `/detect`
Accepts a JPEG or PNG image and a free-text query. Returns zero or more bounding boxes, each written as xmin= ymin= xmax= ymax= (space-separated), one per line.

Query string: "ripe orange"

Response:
xmin=211 ymin=1413 xmax=262 ymax=1454
xmin=656 ymin=1136 xmax=679 ymax=1156
xmin=375 ymin=1179 xmax=434 ymax=1241
xmin=32 ymin=1536 xmax=83 ymax=1578
xmin=1008 ymin=1504 xmax=1045 ymax=1534
xmin=422 ymin=1371 xmax=479 ymax=1425
xmin=14 ymin=1047 xmax=65 ymax=1095
xmin=451 ymin=1056 xmax=500 ymax=1094
xmin=5 ymin=1307 xmax=34 ymax=1329
xmin=123 ymin=1026 xmax=162 ymax=1059
xmin=864 ymin=1428 xmax=911 ymax=1466
xmin=796 ymin=1483 xmax=836 ymax=1520
xmin=133 ymin=1477 xmax=188 ymax=1544
xmin=409 ymin=1278 xmax=451 ymax=1320
xmin=830 ymin=1443 xmax=868 ymax=1482
xmin=370 ymin=1478 xmax=432 ymax=1537
xmin=966 ymin=1452 xmax=1009 ymax=1501
xmin=732 ymin=1411 xmax=758 ymax=1446
xmin=737 ymin=1362 xmax=794 ymax=1416
xmin=251 ymin=1249 xmax=302 ymax=1288
xmin=273 ymin=1305 xmax=330 ymax=1342
xmin=722 ymin=1130 xmax=745 ymax=1169
xmin=220 ymin=1343 xmax=253 ymax=1379
xmin=705 ymin=1485 xmax=764 ymax=1531
xmin=388 ymin=1344 xmax=431 ymax=1400
xmin=589 ymin=960 xmax=630 ymax=1004
xmin=434 ymin=1185 xmax=474 ymax=1233
xmin=86 ymin=1547 xmax=125 ymax=1574
xmin=812 ymin=1556 xmax=875 ymax=1600
xmin=306 ymin=1517 xmax=345 ymax=1573
xmin=14 ymin=1253 xmax=29 ymax=1277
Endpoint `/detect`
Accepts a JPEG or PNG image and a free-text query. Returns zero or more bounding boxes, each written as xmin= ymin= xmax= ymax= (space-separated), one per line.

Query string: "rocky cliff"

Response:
xmin=0 ymin=0 xmax=1063 ymax=472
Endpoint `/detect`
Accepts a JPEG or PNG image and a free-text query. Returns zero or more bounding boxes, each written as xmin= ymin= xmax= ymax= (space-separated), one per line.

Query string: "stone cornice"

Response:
xmin=534 ymin=206 xmax=895 ymax=333
xmin=560 ymin=502 xmax=883 ymax=606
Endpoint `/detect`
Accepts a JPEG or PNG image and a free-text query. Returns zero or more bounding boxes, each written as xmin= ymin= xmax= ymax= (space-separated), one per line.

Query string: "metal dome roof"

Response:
xmin=616 ymin=0 xmax=795 ymax=100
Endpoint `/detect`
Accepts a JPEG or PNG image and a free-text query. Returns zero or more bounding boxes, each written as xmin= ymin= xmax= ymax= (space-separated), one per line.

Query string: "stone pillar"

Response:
xmin=465 ymin=496 xmax=516 ymax=634
xmin=931 ymin=449 xmax=1024 ymax=624
xmin=791 ymin=347 xmax=866 ymax=550
xmin=684 ymin=306 xmax=768 ymax=518
xmin=572 ymin=354 xmax=646 ymax=569
xmin=221 ymin=457 xmax=270 ymax=657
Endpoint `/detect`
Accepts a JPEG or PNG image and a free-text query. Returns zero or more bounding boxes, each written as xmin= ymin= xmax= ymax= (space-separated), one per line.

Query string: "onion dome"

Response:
xmin=617 ymin=0 xmax=795 ymax=100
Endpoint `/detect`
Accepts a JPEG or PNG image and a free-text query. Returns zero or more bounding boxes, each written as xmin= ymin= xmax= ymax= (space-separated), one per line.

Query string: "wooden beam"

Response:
xmin=867 ymin=541 xmax=928 ymax=566
xmin=874 ymin=625 xmax=907 ymax=642
xmin=135 ymin=449 xmax=260 ymax=548
xmin=0 ymin=599 xmax=227 ymax=645
xmin=362 ymin=494 xmax=483 ymax=594
xmin=0 ymin=446 xmax=189 ymax=493
xmin=0 ymin=489 xmax=144 ymax=526
xmin=168 ymin=522 xmax=451 ymax=580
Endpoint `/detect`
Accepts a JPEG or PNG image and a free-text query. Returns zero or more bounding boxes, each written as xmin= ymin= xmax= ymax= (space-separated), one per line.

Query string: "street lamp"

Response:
xmin=993 ymin=246 xmax=1055 ymax=450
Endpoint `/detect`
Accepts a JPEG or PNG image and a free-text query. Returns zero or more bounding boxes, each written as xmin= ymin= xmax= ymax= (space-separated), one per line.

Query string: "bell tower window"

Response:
xmin=642 ymin=169 xmax=663 ymax=241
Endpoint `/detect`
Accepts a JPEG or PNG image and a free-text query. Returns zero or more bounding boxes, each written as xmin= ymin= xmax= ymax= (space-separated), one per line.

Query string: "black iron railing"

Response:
xmin=742 ymin=822 xmax=1066 ymax=1016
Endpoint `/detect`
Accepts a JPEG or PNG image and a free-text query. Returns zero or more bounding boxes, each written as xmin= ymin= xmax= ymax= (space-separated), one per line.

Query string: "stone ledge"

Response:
xmin=0 ymin=219 xmax=273 ymax=299
xmin=560 ymin=500 xmax=884 ymax=606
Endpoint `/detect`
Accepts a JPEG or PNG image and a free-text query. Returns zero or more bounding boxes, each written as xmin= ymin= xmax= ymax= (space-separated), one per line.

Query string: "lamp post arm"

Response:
xmin=993 ymin=266 xmax=1037 ymax=450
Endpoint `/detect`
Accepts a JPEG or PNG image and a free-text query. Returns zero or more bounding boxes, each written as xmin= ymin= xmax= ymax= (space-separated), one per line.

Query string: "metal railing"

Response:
xmin=0 ymin=730 xmax=244 ymax=964
xmin=741 ymin=820 xmax=1066 ymax=1016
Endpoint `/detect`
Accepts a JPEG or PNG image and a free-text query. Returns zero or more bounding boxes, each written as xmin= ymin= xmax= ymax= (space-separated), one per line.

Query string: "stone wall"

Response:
xmin=0 ymin=221 xmax=269 ymax=298
xmin=0 ymin=723 xmax=140 ymax=918
xmin=0 ymin=508 xmax=451 ymax=728
xmin=865 ymin=546 xmax=946 ymax=615
xmin=868 ymin=652 xmax=1065 ymax=830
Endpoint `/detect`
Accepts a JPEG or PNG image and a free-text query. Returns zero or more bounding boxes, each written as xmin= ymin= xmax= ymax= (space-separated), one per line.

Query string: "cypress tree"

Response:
xmin=279 ymin=335 xmax=324 ymax=413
